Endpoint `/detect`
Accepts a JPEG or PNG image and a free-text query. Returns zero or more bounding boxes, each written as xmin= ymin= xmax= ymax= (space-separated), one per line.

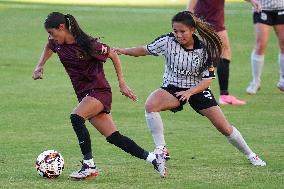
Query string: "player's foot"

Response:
xmin=277 ymin=82 xmax=284 ymax=92
xmin=70 ymin=161 xmax=99 ymax=179
xmin=152 ymin=154 xmax=167 ymax=178
xmin=219 ymin=95 xmax=246 ymax=105
xmin=248 ymin=154 xmax=266 ymax=166
xmin=246 ymin=82 xmax=261 ymax=95
xmin=154 ymin=146 xmax=170 ymax=161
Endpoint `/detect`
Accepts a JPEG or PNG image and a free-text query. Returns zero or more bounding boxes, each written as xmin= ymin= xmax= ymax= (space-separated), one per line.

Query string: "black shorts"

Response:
xmin=161 ymin=85 xmax=218 ymax=115
xmin=253 ymin=9 xmax=284 ymax=25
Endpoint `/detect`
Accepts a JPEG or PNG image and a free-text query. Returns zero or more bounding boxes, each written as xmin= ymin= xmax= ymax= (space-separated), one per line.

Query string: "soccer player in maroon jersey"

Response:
xmin=32 ymin=12 xmax=167 ymax=179
xmin=188 ymin=0 xmax=247 ymax=105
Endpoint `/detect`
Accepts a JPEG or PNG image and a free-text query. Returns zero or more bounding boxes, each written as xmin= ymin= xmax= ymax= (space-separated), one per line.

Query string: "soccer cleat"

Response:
xmin=219 ymin=95 xmax=246 ymax=105
xmin=154 ymin=146 xmax=171 ymax=161
xmin=70 ymin=161 xmax=99 ymax=179
xmin=246 ymin=82 xmax=261 ymax=95
xmin=248 ymin=154 xmax=266 ymax=166
xmin=152 ymin=154 xmax=167 ymax=178
xmin=277 ymin=82 xmax=284 ymax=92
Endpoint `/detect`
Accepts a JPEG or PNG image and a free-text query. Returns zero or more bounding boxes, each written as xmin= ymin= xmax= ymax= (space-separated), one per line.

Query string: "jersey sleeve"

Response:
xmin=146 ymin=34 xmax=169 ymax=56
xmin=47 ymin=37 xmax=57 ymax=53
xmin=90 ymin=40 xmax=110 ymax=62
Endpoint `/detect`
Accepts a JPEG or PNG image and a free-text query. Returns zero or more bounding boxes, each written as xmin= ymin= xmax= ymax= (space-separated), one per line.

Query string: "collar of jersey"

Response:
xmin=173 ymin=34 xmax=202 ymax=52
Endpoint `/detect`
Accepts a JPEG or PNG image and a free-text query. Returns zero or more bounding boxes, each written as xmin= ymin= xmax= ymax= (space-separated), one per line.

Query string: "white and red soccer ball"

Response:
xmin=35 ymin=150 xmax=64 ymax=179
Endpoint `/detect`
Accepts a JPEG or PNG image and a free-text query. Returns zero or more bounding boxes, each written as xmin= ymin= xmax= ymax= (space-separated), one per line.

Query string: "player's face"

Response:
xmin=46 ymin=25 xmax=66 ymax=45
xmin=172 ymin=22 xmax=195 ymax=47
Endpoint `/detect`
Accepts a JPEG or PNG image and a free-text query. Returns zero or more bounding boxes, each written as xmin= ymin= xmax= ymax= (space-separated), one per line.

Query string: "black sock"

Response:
xmin=83 ymin=152 xmax=93 ymax=160
xmin=217 ymin=58 xmax=230 ymax=95
xmin=106 ymin=131 xmax=148 ymax=160
xmin=70 ymin=114 xmax=93 ymax=159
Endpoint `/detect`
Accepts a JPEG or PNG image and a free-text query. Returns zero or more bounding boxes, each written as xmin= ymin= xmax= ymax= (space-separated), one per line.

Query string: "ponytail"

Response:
xmin=65 ymin=14 xmax=97 ymax=56
xmin=193 ymin=14 xmax=222 ymax=68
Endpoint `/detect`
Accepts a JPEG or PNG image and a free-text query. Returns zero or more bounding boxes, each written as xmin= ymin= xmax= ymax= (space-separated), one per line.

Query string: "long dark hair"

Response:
xmin=172 ymin=11 xmax=222 ymax=69
xmin=44 ymin=12 xmax=97 ymax=56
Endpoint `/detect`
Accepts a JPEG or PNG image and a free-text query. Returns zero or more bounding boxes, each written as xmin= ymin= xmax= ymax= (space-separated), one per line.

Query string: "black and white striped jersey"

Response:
xmin=146 ymin=33 xmax=215 ymax=89
xmin=257 ymin=0 xmax=284 ymax=10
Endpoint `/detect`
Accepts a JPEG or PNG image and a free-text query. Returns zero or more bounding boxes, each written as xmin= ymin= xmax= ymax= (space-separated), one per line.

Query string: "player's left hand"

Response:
xmin=175 ymin=90 xmax=192 ymax=102
xmin=119 ymin=82 xmax=138 ymax=102
xmin=249 ymin=0 xmax=262 ymax=12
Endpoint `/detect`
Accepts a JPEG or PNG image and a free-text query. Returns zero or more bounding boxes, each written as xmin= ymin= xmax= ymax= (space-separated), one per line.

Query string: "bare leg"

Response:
xmin=218 ymin=30 xmax=231 ymax=60
xmin=247 ymin=23 xmax=271 ymax=94
xmin=274 ymin=24 xmax=284 ymax=90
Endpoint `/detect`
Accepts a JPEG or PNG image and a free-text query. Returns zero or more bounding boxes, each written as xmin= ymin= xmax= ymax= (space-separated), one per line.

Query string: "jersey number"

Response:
xmin=203 ymin=90 xmax=213 ymax=99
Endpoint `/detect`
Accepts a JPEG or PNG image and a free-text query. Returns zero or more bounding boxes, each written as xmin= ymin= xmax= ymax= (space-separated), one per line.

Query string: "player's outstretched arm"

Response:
xmin=32 ymin=43 xmax=53 ymax=80
xmin=114 ymin=47 xmax=150 ymax=57
xmin=108 ymin=48 xmax=138 ymax=101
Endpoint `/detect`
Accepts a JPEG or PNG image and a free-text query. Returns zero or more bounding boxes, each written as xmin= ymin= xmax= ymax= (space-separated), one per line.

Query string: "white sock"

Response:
xmin=251 ymin=51 xmax=264 ymax=84
xmin=145 ymin=111 xmax=166 ymax=147
xmin=146 ymin=152 xmax=156 ymax=163
xmin=83 ymin=159 xmax=95 ymax=167
xmin=278 ymin=53 xmax=284 ymax=83
xmin=227 ymin=126 xmax=253 ymax=158
xmin=248 ymin=152 xmax=257 ymax=159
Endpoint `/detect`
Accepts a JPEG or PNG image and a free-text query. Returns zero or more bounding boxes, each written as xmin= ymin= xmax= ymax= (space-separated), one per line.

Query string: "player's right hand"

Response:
xmin=32 ymin=67 xmax=44 ymax=80
xmin=119 ymin=82 xmax=138 ymax=102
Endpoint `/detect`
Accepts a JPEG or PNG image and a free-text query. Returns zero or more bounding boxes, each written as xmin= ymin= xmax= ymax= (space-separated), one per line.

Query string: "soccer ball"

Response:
xmin=35 ymin=150 xmax=64 ymax=178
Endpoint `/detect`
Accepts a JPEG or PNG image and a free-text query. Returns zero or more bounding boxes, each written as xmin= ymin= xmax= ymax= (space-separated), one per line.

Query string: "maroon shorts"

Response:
xmin=76 ymin=88 xmax=112 ymax=114
xmin=207 ymin=19 xmax=225 ymax=32
xmin=195 ymin=5 xmax=225 ymax=32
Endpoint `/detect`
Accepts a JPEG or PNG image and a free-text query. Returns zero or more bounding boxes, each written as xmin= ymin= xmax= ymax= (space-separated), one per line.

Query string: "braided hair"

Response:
xmin=172 ymin=11 xmax=222 ymax=70
xmin=44 ymin=12 xmax=97 ymax=56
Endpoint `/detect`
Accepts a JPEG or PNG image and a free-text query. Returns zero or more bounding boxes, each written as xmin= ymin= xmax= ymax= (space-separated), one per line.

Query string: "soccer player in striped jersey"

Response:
xmin=115 ymin=11 xmax=266 ymax=168
xmin=32 ymin=12 xmax=167 ymax=179
xmin=188 ymin=0 xmax=246 ymax=105
xmin=245 ymin=0 xmax=284 ymax=94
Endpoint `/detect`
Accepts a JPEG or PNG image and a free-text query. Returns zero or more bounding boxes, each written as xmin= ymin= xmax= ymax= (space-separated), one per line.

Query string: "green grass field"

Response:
xmin=0 ymin=1 xmax=283 ymax=189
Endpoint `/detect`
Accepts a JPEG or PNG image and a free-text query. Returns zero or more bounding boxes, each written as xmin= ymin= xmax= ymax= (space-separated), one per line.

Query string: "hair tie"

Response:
xmin=64 ymin=15 xmax=71 ymax=31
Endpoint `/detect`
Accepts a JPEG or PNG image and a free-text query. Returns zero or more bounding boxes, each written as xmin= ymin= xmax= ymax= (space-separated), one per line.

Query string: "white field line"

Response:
xmin=0 ymin=3 xmax=252 ymax=15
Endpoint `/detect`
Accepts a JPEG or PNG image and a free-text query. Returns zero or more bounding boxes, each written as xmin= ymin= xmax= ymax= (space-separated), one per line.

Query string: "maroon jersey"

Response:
xmin=48 ymin=38 xmax=111 ymax=95
xmin=195 ymin=0 xmax=225 ymax=32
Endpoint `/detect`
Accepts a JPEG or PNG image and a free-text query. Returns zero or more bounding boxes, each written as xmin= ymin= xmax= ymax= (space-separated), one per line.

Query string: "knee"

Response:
xmin=255 ymin=42 xmax=267 ymax=54
xmin=219 ymin=125 xmax=233 ymax=136
xmin=222 ymin=45 xmax=231 ymax=57
xmin=279 ymin=42 xmax=284 ymax=53
xmin=145 ymin=101 xmax=157 ymax=113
